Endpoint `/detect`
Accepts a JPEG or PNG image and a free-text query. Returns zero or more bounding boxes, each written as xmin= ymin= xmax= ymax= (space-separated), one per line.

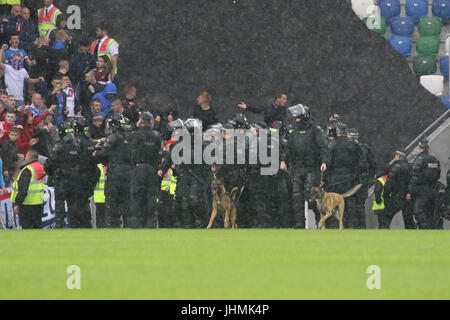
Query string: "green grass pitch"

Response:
xmin=1 ymin=229 xmax=449 ymax=300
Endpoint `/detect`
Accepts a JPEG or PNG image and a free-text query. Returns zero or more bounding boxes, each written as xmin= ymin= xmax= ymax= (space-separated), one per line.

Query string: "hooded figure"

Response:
xmin=93 ymin=82 xmax=117 ymax=116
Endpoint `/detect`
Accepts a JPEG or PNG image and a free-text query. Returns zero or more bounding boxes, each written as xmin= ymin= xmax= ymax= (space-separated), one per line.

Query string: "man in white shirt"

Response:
xmin=61 ymin=75 xmax=76 ymax=118
xmin=0 ymin=45 xmax=45 ymax=107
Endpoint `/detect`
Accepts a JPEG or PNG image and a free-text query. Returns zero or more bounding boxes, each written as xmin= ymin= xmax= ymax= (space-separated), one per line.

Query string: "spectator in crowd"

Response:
xmin=0 ymin=1 xmax=21 ymax=18
xmin=4 ymin=34 xmax=36 ymax=66
xmin=0 ymin=100 xmax=6 ymax=120
xmin=17 ymin=104 xmax=56 ymax=156
xmin=193 ymin=91 xmax=217 ymax=130
xmin=106 ymin=98 xmax=134 ymax=121
xmin=0 ymin=109 xmax=18 ymax=143
xmin=1 ymin=5 xmax=23 ymax=40
xmin=32 ymin=111 xmax=57 ymax=159
xmin=60 ymin=74 xmax=76 ymax=119
xmin=90 ymin=23 xmax=119 ymax=79
xmin=93 ymin=81 xmax=117 ymax=116
xmin=94 ymin=55 xmax=112 ymax=85
xmin=0 ymin=44 xmax=45 ymax=107
xmin=19 ymin=7 xmax=39 ymax=51
xmin=37 ymin=0 xmax=62 ymax=38
xmin=0 ymin=125 xmax=20 ymax=184
xmin=5 ymin=95 xmax=16 ymax=110
xmin=122 ymin=85 xmax=137 ymax=110
xmin=29 ymin=92 xmax=46 ymax=116
xmin=46 ymin=75 xmax=67 ymax=126
xmin=28 ymin=36 xmax=50 ymax=96
xmin=84 ymin=98 xmax=101 ymax=122
xmin=70 ymin=40 xmax=96 ymax=89
xmin=89 ymin=113 xmax=106 ymax=144
xmin=237 ymin=91 xmax=288 ymax=127
xmin=79 ymin=71 xmax=104 ymax=117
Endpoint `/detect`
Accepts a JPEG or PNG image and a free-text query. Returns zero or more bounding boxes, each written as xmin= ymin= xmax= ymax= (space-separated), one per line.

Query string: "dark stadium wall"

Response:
xmin=57 ymin=0 xmax=444 ymax=165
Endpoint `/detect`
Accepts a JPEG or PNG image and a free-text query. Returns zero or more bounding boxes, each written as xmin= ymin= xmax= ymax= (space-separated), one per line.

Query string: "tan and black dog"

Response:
xmin=207 ymin=177 xmax=239 ymax=229
xmin=309 ymin=184 xmax=363 ymax=230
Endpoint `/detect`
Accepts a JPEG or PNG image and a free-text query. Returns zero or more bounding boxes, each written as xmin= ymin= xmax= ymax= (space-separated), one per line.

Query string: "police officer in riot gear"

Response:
xmin=45 ymin=122 xmax=92 ymax=228
xmin=348 ymin=128 xmax=377 ymax=228
xmin=406 ymin=138 xmax=442 ymax=229
xmin=129 ymin=112 xmax=162 ymax=228
xmin=94 ymin=113 xmax=134 ymax=228
xmin=327 ymin=123 xmax=365 ymax=229
xmin=284 ymin=104 xmax=330 ymax=229
xmin=160 ymin=119 xmax=210 ymax=228
xmin=384 ymin=149 xmax=415 ymax=229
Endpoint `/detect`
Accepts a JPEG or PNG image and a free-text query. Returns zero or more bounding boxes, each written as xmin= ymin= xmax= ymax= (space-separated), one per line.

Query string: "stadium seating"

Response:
xmin=378 ymin=0 xmax=401 ymax=23
xmin=413 ymin=55 xmax=437 ymax=75
xmin=418 ymin=17 xmax=443 ymax=36
xmin=440 ymin=95 xmax=450 ymax=108
xmin=352 ymin=0 xmax=380 ymax=19
xmin=406 ymin=0 xmax=430 ymax=23
xmin=391 ymin=16 xmax=415 ymax=36
xmin=440 ymin=56 xmax=449 ymax=76
xmin=416 ymin=36 xmax=441 ymax=55
xmin=432 ymin=0 xmax=450 ymax=23
xmin=389 ymin=35 xmax=413 ymax=56
xmin=363 ymin=17 xmax=387 ymax=35
xmin=420 ymin=75 xmax=445 ymax=95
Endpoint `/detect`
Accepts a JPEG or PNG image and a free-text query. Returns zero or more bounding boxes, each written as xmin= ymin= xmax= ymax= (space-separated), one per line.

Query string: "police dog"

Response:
xmin=207 ymin=177 xmax=239 ymax=229
xmin=309 ymin=184 xmax=363 ymax=230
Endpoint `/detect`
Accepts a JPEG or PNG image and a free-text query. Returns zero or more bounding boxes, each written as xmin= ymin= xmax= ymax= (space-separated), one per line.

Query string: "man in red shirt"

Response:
xmin=0 ymin=110 xmax=18 ymax=143
xmin=17 ymin=105 xmax=56 ymax=156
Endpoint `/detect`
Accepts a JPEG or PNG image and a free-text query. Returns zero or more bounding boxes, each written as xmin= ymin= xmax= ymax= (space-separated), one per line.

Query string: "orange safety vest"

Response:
xmin=39 ymin=6 xmax=57 ymax=23
xmin=90 ymin=37 xmax=118 ymax=74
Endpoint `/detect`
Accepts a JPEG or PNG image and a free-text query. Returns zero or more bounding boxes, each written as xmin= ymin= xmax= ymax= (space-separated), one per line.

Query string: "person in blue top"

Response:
xmin=4 ymin=34 xmax=36 ymax=67
xmin=93 ymin=82 xmax=117 ymax=116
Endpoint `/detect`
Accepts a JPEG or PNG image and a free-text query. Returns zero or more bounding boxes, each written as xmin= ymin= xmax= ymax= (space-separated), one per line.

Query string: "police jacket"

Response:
xmin=329 ymin=136 xmax=364 ymax=178
xmin=384 ymin=159 xmax=411 ymax=196
xmin=131 ymin=126 xmax=162 ymax=166
xmin=408 ymin=151 xmax=441 ymax=195
xmin=96 ymin=129 xmax=133 ymax=167
xmin=285 ymin=121 xmax=330 ymax=169
xmin=247 ymin=103 xmax=286 ymax=127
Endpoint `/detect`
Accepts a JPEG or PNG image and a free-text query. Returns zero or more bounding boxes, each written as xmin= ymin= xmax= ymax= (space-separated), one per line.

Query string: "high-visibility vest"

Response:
xmin=372 ymin=175 xmax=388 ymax=211
xmin=90 ymin=37 xmax=119 ymax=74
xmin=37 ymin=6 xmax=61 ymax=37
xmin=93 ymin=164 xmax=107 ymax=204
xmin=11 ymin=162 xmax=46 ymax=206
xmin=161 ymin=168 xmax=177 ymax=196
xmin=0 ymin=0 xmax=21 ymax=5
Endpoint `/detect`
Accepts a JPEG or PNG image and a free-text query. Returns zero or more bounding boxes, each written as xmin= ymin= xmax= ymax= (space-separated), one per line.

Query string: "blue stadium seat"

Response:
xmin=388 ymin=36 xmax=413 ymax=56
xmin=432 ymin=0 xmax=450 ymax=23
xmin=406 ymin=0 xmax=430 ymax=24
xmin=391 ymin=17 xmax=415 ymax=36
xmin=378 ymin=0 xmax=401 ymax=23
xmin=440 ymin=56 xmax=449 ymax=76
xmin=440 ymin=95 xmax=450 ymax=108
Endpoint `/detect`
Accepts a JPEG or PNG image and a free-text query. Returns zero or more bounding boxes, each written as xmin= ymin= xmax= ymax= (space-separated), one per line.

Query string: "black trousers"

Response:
xmin=292 ymin=167 xmax=320 ymax=229
xmin=412 ymin=188 xmax=441 ymax=230
xmin=176 ymin=173 xmax=209 ymax=229
xmin=386 ymin=194 xmax=416 ymax=229
xmin=95 ymin=203 xmax=106 ymax=228
xmin=105 ymin=164 xmax=132 ymax=228
xmin=269 ymin=171 xmax=294 ymax=228
xmin=129 ymin=164 xmax=160 ymax=228
xmin=157 ymin=191 xmax=178 ymax=228
xmin=19 ymin=205 xmax=43 ymax=230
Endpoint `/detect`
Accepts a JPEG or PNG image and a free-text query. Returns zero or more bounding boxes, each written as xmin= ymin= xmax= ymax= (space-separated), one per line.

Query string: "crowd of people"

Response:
xmin=1 ymin=1 xmax=449 ymax=230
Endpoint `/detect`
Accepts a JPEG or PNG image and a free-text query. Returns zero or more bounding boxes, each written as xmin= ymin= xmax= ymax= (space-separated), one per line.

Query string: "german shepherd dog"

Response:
xmin=309 ymin=184 xmax=363 ymax=230
xmin=207 ymin=176 xmax=239 ymax=229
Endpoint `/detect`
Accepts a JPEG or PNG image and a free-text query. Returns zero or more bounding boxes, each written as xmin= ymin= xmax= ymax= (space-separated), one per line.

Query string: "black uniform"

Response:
xmin=129 ymin=126 xmax=162 ymax=228
xmin=162 ymin=136 xmax=210 ymax=229
xmin=96 ymin=128 xmax=134 ymax=228
xmin=285 ymin=121 xmax=330 ymax=229
xmin=384 ymin=159 xmax=415 ymax=229
xmin=246 ymin=103 xmax=287 ymax=127
xmin=327 ymin=136 xmax=365 ymax=229
xmin=45 ymin=139 xmax=91 ymax=228
xmin=408 ymin=151 xmax=441 ymax=229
